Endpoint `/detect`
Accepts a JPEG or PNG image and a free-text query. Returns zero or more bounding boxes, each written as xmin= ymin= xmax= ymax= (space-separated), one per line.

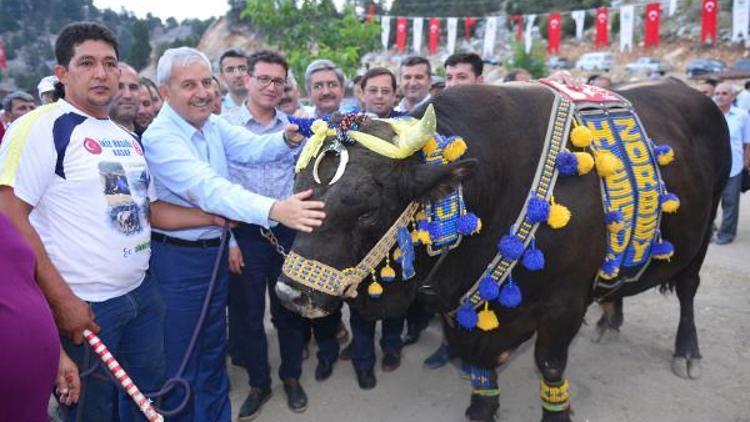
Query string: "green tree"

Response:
xmin=127 ymin=19 xmax=152 ymax=70
xmin=508 ymin=42 xmax=547 ymax=78
xmin=242 ymin=0 xmax=379 ymax=89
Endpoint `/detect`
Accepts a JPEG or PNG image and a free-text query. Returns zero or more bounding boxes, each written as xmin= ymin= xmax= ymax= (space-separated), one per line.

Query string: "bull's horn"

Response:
xmin=397 ymin=104 xmax=436 ymax=153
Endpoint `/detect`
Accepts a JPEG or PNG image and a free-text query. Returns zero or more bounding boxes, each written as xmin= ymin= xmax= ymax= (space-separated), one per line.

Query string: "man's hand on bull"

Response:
xmin=283 ymin=123 xmax=305 ymax=148
xmin=270 ymin=189 xmax=326 ymax=232
xmin=548 ymin=70 xmax=583 ymax=91
xmin=54 ymin=294 xmax=100 ymax=344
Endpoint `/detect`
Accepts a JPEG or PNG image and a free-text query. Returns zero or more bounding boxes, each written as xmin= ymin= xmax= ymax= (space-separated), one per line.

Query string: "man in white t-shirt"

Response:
xmin=0 ymin=22 xmax=224 ymax=420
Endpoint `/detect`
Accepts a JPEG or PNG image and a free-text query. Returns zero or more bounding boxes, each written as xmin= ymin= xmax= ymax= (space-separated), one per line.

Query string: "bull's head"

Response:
xmin=277 ymin=106 xmax=477 ymax=318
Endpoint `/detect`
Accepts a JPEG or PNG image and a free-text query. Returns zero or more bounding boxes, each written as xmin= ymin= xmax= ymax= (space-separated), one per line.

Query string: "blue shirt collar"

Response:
xmin=160 ymin=102 xmax=213 ymax=139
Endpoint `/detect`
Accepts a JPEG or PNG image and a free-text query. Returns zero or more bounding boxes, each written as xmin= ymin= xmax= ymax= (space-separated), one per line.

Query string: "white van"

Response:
xmin=575 ymin=52 xmax=614 ymax=72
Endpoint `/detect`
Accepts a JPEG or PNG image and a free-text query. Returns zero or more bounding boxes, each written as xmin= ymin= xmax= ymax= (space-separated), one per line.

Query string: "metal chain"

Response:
xmin=260 ymin=228 xmax=288 ymax=257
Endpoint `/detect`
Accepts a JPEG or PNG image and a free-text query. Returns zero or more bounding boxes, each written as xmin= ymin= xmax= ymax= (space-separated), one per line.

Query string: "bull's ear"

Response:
xmin=400 ymin=159 xmax=478 ymax=202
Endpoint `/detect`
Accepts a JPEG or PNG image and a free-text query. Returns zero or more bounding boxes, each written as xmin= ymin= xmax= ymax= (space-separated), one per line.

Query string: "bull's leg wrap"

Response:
xmin=466 ymin=365 xmax=499 ymax=421
xmin=540 ymin=378 xmax=570 ymax=413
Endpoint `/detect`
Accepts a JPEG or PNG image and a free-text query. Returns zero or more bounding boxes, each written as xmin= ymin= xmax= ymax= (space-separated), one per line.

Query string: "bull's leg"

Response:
xmin=534 ymin=301 xmax=585 ymax=422
xmin=594 ymin=297 xmax=624 ymax=343
xmin=464 ymin=365 xmax=499 ymax=422
xmin=671 ymin=269 xmax=703 ymax=379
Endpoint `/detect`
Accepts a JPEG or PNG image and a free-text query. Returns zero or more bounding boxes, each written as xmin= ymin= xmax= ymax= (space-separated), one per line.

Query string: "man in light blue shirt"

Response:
xmin=142 ymin=46 xmax=323 ymax=422
xmin=222 ymin=50 xmax=310 ymax=419
xmin=713 ymin=82 xmax=750 ymax=244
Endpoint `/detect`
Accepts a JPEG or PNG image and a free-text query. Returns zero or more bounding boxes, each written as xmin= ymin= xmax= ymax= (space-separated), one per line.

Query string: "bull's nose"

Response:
xmin=276 ymin=280 xmax=302 ymax=303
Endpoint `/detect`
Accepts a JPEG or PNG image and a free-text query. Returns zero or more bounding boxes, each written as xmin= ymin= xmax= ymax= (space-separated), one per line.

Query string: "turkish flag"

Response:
xmin=702 ymin=0 xmax=718 ymax=43
xmin=547 ymin=13 xmax=562 ymax=54
xmin=464 ymin=17 xmax=477 ymax=39
xmin=0 ymin=40 xmax=8 ymax=76
xmin=512 ymin=15 xmax=524 ymax=42
xmin=428 ymin=18 xmax=440 ymax=54
xmin=367 ymin=4 xmax=375 ymax=23
xmin=396 ymin=17 xmax=407 ymax=53
xmin=644 ymin=3 xmax=661 ymax=49
xmin=595 ymin=7 xmax=609 ymax=48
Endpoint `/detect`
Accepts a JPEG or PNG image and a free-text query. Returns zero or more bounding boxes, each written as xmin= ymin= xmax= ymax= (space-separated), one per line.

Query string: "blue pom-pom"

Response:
xmin=654 ymin=144 xmax=672 ymax=156
xmin=457 ymin=303 xmax=478 ymax=331
xmin=556 ymin=151 xmax=578 ymax=176
xmin=660 ymin=192 xmax=679 ymax=205
xmin=427 ymin=221 xmax=442 ymax=240
xmin=478 ymin=275 xmax=500 ymax=301
xmin=498 ymin=277 xmax=522 ymax=308
xmin=522 ymin=248 xmax=545 ymax=271
xmin=457 ymin=212 xmax=480 ymax=235
xmin=605 ymin=210 xmax=624 ymax=225
xmin=417 ymin=220 xmax=430 ymax=232
xmin=652 ymin=239 xmax=674 ymax=257
xmin=287 ymin=116 xmax=317 ymax=138
xmin=498 ymin=234 xmax=525 ymax=260
xmin=527 ymin=197 xmax=550 ymax=224
xmin=600 ymin=256 xmax=619 ymax=276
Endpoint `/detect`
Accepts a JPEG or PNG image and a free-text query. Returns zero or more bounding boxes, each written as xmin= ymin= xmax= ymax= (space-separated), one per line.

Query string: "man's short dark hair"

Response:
xmin=704 ymin=78 xmax=719 ymax=87
xmin=352 ymin=74 xmax=363 ymax=86
xmin=360 ymin=67 xmax=397 ymax=91
xmin=744 ymin=80 xmax=750 ymax=90
xmin=444 ymin=52 xmax=483 ymax=77
xmin=2 ymin=91 xmax=34 ymax=112
xmin=219 ymin=48 xmax=247 ymax=70
xmin=246 ymin=50 xmax=288 ymax=75
xmin=55 ymin=22 xmax=119 ymax=67
xmin=401 ymin=56 xmax=431 ymax=75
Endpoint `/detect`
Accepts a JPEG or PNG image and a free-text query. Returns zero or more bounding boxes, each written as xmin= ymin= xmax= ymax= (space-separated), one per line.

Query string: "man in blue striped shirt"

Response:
xmin=142 ymin=46 xmax=324 ymax=421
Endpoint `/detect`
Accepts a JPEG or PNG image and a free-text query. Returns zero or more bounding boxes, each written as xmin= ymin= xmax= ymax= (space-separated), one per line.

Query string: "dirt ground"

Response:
xmin=230 ymin=195 xmax=750 ymax=422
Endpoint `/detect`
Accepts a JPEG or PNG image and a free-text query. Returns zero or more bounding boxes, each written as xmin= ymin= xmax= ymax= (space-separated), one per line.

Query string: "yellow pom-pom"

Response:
xmin=547 ymin=201 xmax=571 ymax=229
xmin=575 ymin=152 xmax=595 ymax=175
xmin=595 ymin=151 xmax=622 ymax=177
xmin=608 ymin=221 xmax=625 ymax=233
xmin=422 ymin=137 xmax=439 ymax=155
xmin=411 ymin=230 xmax=419 ymax=243
xmin=477 ymin=302 xmax=500 ymax=331
xmin=657 ymin=148 xmax=674 ymax=166
xmin=368 ymin=281 xmax=383 ymax=298
xmin=417 ymin=230 xmax=432 ymax=245
xmin=662 ymin=199 xmax=680 ymax=213
xmin=443 ymin=138 xmax=467 ymax=162
xmin=415 ymin=210 xmax=427 ymax=221
xmin=380 ymin=265 xmax=396 ymax=281
xmin=570 ymin=125 xmax=594 ymax=148
xmin=393 ymin=247 xmax=402 ymax=261
xmin=598 ymin=268 xmax=619 ymax=280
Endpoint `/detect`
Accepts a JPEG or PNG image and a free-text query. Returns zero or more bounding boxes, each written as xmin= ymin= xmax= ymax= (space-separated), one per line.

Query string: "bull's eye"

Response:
xmin=357 ymin=210 xmax=378 ymax=226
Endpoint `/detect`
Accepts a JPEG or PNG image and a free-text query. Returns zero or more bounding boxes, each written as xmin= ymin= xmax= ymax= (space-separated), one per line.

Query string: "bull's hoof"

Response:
xmin=593 ymin=325 xmax=619 ymax=343
xmin=541 ymin=408 xmax=572 ymax=422
xmin=465 ymin=393 xmax=498 ymax=422
xmin=672 ymin=356 xmax=702 ymax=379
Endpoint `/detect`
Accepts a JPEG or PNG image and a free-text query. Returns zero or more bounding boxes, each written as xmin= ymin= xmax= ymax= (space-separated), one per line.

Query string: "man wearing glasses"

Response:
xmin=304 ymin=59 xmax=345 ymax=118
xmin=218 ymin=49 xmax=249 ymax=114
xmin=222 ymin=50 xmax=309 ymax=420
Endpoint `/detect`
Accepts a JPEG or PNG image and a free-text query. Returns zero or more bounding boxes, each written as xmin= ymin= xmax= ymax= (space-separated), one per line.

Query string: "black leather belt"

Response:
xmin=152 ymin=232 xmax=222 ymax=248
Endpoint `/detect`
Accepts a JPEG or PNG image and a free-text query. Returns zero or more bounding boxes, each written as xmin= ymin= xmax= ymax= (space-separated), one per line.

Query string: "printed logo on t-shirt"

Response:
xmin=83 ymin=138 xmax=102 ymax=155
xmin=98 ymin=161 xmax=147 ymax=236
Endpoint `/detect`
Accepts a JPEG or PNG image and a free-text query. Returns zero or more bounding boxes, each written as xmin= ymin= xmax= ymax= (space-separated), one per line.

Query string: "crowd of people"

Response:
xmin=0 ymin=19 xmax=748 ymax=422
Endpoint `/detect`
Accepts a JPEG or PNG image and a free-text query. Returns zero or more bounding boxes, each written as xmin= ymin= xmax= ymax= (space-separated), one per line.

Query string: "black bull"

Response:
xmin=276 ymin=79 xmax=730 ymax=421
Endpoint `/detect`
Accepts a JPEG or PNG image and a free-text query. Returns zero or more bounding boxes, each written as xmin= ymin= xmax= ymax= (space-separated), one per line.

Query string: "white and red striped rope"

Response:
xmin=83 ymin=329 xmax=164 ymax=422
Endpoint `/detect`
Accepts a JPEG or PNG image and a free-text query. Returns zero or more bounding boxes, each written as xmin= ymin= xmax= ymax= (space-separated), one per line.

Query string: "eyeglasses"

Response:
xmin=223 ymin=65 xmax=248 ymax=74
xmin=251 ymin=75 xmax=286 ymax=88
xmin=311 ymin=81 xmax=341 ymax=91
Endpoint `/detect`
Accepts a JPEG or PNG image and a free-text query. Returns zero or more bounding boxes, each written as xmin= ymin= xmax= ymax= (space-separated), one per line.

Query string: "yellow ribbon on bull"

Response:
xmin=294 ymin=105 xmax=437 ymax=172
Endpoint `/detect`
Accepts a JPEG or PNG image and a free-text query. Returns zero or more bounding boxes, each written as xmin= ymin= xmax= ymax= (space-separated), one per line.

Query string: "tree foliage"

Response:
xmin=242 ymin=0 xmax=380 ymax=89
xmin=390 ymin=0 xmax=500 ymax=17
xmin=127 ymin=20 xmax=152 ymax=71
xmin=508 ymin=42 xmax=547 ymax=78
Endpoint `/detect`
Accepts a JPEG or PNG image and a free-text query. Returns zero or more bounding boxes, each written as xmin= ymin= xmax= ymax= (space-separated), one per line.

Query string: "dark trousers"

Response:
xmin=228 ymin=224 xmax=305 ymax=388
xmin=405 ymin=298 xmax=432 ymax=334
xmin=311 ymin=306 xmax=342 ymax=364
xmin=150 ymin=240 xmax=230 ymax=422
xmin=718 ymin=173 xmax=742 ymax=242
xmin=349 ymin=307 xmax=404 ymax=370
xmin=61 ymin=275 xmax=166 ymax=422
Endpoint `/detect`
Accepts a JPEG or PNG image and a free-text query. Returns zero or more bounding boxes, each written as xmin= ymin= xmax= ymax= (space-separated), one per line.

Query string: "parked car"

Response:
xmin=546 ymin=56 xmax=573 ymax=70
xmin=624 ymin=57 xmax=672 ymax=73
xmin=685 ymin=59 xmax=726 ymax=77
xmin=732 ymin=58 xmax=750 ymax=71
xmin=576 ymin=52 xmax=614 ymax=72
